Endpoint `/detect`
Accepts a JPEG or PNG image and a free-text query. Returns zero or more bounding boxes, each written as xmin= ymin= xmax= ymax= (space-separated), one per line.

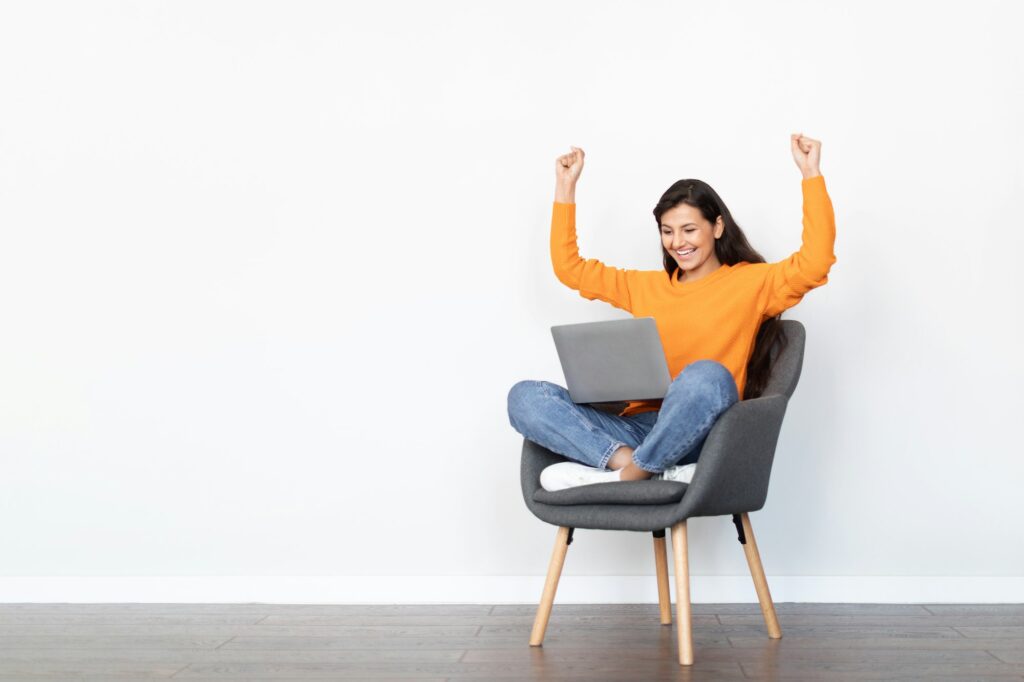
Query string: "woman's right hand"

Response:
xmin=555 ymin=146 xmax=585 ymax=186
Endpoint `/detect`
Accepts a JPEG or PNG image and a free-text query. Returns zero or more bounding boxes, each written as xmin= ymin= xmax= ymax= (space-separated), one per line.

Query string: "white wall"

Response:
xmin=1 ymin=0 xmax=1022 ymax=603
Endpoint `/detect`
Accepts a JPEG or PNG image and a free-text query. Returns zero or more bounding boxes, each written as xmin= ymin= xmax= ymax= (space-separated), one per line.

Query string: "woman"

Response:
xmin=507 ymin=135 xmax=835 ymax=491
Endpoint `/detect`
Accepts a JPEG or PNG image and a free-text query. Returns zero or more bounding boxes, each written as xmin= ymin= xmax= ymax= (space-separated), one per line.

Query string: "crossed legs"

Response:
xmin=508 ymin=359 xmax=739 ymax=476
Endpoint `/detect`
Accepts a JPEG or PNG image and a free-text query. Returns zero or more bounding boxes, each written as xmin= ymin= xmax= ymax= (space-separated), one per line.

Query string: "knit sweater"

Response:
xmin=550 ymin=174 xmax=836 ymax=416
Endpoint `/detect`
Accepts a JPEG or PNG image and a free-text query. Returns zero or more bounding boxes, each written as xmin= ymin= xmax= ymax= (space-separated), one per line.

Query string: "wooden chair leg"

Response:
xmin=670 ymin=521 xmax=694 ymax=666
xmin=739 ymin=512 xmax=782 ymax=639
xmin=652 ymin=530 xmax=672 ymax=625
xmin=529 ymin=526 xmax=572 ymax=646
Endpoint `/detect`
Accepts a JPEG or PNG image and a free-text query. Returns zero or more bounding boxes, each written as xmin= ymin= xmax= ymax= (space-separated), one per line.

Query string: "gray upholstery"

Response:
xmin=520 ymin=319 xmax=805 ymax=532
xmin=534 ymin=480 xmax=687 ymax=506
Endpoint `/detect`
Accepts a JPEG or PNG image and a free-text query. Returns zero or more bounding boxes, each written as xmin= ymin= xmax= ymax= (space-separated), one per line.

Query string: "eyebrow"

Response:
xmin=661 ymin=223 xmax=697 ymax=229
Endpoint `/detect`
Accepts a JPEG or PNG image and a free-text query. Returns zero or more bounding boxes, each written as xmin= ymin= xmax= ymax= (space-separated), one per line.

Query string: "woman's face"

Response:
xmin=660 ymin=203 xmax=724 ymax=279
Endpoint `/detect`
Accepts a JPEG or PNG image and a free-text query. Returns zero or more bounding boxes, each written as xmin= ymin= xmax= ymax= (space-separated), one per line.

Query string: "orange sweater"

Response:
xmin=550 ymin=174 xmax=836 ymax=416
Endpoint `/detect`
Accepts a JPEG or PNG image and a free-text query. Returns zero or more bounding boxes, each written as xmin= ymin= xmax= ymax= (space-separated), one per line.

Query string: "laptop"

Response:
xmin=550 ymin=317 xmax=672 ymax=404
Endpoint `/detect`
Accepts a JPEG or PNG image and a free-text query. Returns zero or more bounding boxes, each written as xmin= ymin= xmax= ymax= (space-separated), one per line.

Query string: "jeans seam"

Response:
xmin=541 ymin=382 xmax=623 ymax=469
xmin=599 ymin=441 xmax=626 ymax=470
xmin=632 ymin=387 xmax=732 ymax=473
xmin=621 ymin=363 xmax=739 ymax=474
xmin=631 ymin=451 xmax=663 ymax=474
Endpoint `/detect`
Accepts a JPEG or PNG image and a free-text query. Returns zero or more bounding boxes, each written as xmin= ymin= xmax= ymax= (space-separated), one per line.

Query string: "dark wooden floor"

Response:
xmin=0 ymin=603 xmax=1023 ymax=680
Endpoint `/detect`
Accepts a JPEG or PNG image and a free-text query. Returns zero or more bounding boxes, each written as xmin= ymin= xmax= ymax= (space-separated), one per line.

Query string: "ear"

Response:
xmin=714 ymin=217 xmax=724 ymax=239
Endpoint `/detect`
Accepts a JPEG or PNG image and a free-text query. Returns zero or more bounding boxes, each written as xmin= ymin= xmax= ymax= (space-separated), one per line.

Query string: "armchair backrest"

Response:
xmin=760 ymin=319 xmax=806 ymax=399
xmin=673 ymin=318 xmax=807 ymax=519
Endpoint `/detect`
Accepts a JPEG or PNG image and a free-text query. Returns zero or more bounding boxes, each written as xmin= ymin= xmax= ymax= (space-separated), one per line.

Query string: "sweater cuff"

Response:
xmin=801 ymin=174 xmax=825 ymax=190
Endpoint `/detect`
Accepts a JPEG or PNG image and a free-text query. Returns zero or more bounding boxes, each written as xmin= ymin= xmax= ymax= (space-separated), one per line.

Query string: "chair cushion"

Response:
xmin=533 ymin=480 xmax=688 ymax=506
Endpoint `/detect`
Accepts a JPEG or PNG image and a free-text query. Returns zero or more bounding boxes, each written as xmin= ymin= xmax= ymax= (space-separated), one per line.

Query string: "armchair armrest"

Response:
xmin=675 ymin=395 xmax=789 ymax=519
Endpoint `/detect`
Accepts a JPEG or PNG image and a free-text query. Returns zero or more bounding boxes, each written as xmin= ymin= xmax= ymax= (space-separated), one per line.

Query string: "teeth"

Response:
xmin=677 ymin=248 xmax=695 ymax=255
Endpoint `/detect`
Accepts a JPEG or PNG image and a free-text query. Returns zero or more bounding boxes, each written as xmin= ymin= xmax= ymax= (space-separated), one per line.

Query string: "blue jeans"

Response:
xmin=507 ymin=359 xmax=739 ymax=473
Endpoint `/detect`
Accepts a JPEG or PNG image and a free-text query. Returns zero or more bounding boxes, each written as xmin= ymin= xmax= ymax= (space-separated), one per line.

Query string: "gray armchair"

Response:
xmin=519 ymin=319 xmax=806 ymax=666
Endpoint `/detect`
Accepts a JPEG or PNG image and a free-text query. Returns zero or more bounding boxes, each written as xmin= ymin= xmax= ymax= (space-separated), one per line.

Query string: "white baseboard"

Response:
xmin=1 ymin=575 xmax=1022 ymax=603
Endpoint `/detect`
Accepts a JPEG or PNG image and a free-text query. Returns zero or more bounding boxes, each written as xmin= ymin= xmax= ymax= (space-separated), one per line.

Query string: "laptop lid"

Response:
xmin=550 ymin=317 xmax=672 ymax=404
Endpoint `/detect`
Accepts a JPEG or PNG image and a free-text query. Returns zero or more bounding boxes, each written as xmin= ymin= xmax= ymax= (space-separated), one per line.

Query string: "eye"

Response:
xmin=684 ymin=228 xmax=696 ymax=233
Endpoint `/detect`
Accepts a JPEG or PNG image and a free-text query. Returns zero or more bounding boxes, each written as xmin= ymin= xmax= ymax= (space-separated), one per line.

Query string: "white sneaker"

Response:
xmin=653 ymin=462 xmax=698 ymax=484
xmin=540 ymin=461 xmax=621 ymax=492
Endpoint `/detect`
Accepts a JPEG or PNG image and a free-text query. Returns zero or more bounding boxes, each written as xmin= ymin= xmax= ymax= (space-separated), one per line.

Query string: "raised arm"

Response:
xmin=550 ymin=147 xmax=636 ymax=312
xmin=759 ymin=134 xmax=837 ymax=317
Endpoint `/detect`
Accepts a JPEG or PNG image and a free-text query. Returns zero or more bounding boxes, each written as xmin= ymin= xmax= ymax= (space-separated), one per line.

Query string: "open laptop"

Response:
xmin=550 ymin=317 xmax=672 ymax=404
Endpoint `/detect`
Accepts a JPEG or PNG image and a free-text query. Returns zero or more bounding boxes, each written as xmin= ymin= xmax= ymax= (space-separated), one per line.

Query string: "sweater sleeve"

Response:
xmin=550 ymin=201 xmax=637 ymax=313
xmin=758 ymin=175 xmax=837 ymax=317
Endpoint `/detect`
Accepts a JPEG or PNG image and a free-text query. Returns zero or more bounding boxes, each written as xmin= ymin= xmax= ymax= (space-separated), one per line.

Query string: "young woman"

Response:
xmin=507 ymin=135 xmax=836 ymax=491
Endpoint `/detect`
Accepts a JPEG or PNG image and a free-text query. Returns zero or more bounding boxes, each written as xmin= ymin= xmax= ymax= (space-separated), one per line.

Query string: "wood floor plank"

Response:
xmin=221 ymin=632 xmax=735 ymax=650
xmin=0 ymin=677 xmax=448 ymax=682
xmin=479 ymin=622 xmax=962 ymax=639
xmin=0 ymin=604 xmax=492 ymax=616
xmin=991 ymin=647 xmax=1024 ymax=659
xmin=0 ymin=649 xmax=466 ymax=663
xmin=0 ymin=624 xmax=483 ymax=637
xmin=957 ymin=626 xmax=1024 ymax=638
xmin=256 ymin=613 xmax=716 ymax=627
xmin=489 ymin=602 xmax=934 ymax=616
xmin=172 ymin=659 xmax=747 ymax=679
xmin=991 ymin=649 xmax=1024 ymax=663
xmin=0 ymin=675 xmax=448 ymax=679
xmin=737 ymin=659 xmax=1024 ymax=679
xmin=460 ymin=676 xmax=749 ymax=682
xmin=0 ymin=635 xmax=231 ymax=649
xmin=720 ymin=613 xmax=1024 ymax=627
xmin=0 ymin=613 xmax=265 ymax=625
xmin=923 ymin=604 xmax=1024 ymax=615
xmin=729 ymin=635 xmax=1024 ymax=650
xmin=463 ymin=645 xmax=995 ymax=664
xmin=0 ymin=660 xmax=184 ymax=677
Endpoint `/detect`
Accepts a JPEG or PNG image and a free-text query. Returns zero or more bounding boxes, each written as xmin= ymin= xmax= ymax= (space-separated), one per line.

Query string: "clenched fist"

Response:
xmin=791 ymin=134 xmax=821 ymax=179
xmin=555 ymin=146 xmax=585 ymax=187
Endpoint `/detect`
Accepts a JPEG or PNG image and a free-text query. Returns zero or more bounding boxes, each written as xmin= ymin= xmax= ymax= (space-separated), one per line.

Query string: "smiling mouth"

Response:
xmin=676 ymin=248 xmax=696 ymax=257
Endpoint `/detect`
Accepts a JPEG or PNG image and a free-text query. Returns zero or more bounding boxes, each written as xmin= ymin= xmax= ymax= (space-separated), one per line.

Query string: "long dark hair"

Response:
xmin=654 ymin=179 xmax=787 ymax=400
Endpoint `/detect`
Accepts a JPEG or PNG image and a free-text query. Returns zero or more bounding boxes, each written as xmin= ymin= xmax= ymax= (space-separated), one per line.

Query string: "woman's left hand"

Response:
xmin=791 ymin=133 xmax=821 ymax=179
